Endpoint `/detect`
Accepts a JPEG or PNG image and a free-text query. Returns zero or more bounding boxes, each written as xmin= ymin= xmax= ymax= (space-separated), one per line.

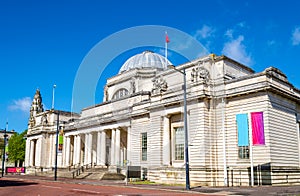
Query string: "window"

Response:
xmin=174 ymin=127 xmax=184 ymax=160
xmin=112 ymin=88 xmax=129 ymax=100
xmin=238 ymin=146 xmax=249 ymax=159
xmin=141 ymin=133 xmax=147 ymax=161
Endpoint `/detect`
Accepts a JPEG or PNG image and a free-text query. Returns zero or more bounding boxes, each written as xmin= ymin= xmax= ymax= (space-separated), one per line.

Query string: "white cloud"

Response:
xmin=195 ymin=25 xmax=215 ymax=39
xmin=237 ymin=21 xmax=246 ymax=28
xmin=225 ymin=29 xmax=234 ymax=39
xmin=224 ymin=22 xmax=247 ymax=39
xmin=8 ymin=97 xmax=32 ymax=113
xmin=267 ymin=40 xmax=276 ymax=46
xmin=292 ymin=27 xmax=300 ymax=45
xmin=222 ymin=35 xmax=252 ymax=65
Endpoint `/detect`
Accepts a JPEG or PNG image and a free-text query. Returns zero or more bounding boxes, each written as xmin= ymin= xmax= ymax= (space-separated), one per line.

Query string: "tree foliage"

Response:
xmin=7 ymin=130 xmax=27 ymax=164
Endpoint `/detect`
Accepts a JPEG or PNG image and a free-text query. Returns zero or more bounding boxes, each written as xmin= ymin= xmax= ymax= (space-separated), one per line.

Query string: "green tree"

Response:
xmin=7 ymin=130 xmax=27 ymax=166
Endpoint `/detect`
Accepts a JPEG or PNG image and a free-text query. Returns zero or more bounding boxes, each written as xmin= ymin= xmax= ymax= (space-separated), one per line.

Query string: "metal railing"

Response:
xmin=71 ymin=163 xmax=93 ymax=179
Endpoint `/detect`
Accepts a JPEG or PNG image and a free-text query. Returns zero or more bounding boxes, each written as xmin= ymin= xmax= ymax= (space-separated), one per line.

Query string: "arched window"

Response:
xmin=112 ymin=88 xmax=129 ymax=100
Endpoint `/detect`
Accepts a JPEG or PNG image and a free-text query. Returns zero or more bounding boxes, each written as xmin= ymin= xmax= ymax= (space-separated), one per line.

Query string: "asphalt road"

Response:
xmin=1 ymin=175 xmax=300 ymax=196
xmin=0 ymin=177 xmax=210 ymax=196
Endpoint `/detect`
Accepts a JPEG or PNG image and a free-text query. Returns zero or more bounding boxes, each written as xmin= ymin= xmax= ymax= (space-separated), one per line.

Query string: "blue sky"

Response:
xmin=1 ymin=0 xmax=300 ymax=133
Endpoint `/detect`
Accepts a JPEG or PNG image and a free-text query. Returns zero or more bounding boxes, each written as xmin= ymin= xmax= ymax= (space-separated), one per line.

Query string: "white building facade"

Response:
xmin=25 ymin=51 xmax=300 ymax=186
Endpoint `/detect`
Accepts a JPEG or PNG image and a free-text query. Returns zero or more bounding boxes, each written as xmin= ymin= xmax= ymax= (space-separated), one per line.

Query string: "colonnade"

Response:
xmin=25 ymin=126 xmax=131 ymax=169
xmin=63 ymin=127 xmax=131 ymax=168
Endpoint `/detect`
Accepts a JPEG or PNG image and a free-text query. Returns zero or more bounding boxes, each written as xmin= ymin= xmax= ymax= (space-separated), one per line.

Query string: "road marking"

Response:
xmin=41 ymin=185 xmax=62 ymax=189
xmin=71 ymin=188 xmax=101 ymax=194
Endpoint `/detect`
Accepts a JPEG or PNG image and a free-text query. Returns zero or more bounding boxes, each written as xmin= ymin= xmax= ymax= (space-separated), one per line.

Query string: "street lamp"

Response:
xmin=1 ymin=128 xmax=7 ymax=177
xmin=52 ymin=84 xmax=59 ymax=181
xmin=168 ymin=65 xmax=190 ymax=190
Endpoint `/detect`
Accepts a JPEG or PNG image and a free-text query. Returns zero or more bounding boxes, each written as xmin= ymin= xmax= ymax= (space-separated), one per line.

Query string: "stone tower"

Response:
xmin=29 ymin=89 xmax=44 ymax=127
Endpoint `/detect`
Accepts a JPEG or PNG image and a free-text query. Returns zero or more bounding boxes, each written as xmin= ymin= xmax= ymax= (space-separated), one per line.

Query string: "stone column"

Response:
xmin=96 ymin=131 xmax=101 ymax=165
xmin=25 ymin=139 xmax=31 ymax=167
xmin=76 ymin=135 xmax=82 ymax=165
xmin=51 ymin=134 xmax=56 ymax=167
xmin=36 ymin=138 xmax=41 ymax=167
xmin=29 ymin=140 xmax=35 ymax=166
xmin=100 ymin=131 xmax=106 ymax=166
xmin=88 ymin=133 xmax=93 ymax=165
xmin=92 ymin=133 xmax=97 ymax=166
xmin=72 ymin=135 xmax=77 ymax=165
xmin=41 ymin=136 xmax=46 ymax=167
xmin=48 ymin=135 xmax=53 ymax=167
xmin=163 ymin=116 xmax=171 ymax=165
xmin=111 ymin=129 xmax=116 ymax=165
xmin=127 ymin=127 xmax=131 ymax=165
xmin=65 ymin=136 xmax=71 ymax=166
xmin=84 ymin=134 xmax=89 ymax=165
xmin=116 ymin=128 xmax=121 ymax=166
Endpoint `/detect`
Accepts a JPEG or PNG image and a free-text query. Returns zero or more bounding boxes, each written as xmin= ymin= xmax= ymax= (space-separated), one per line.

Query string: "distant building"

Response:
xmin=25 ymin=51 xmax=300 ymax=186
xmin=0 ymin=129 xmax=15 ymax=140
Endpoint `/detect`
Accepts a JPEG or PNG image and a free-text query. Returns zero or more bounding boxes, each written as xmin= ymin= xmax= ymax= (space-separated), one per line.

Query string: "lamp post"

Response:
xmin=168 ymin=65 xmax=190 ymax=190
xmin=1 ymin=128 xmax=7 ymax=177
xmin=52 ymin=84 xmax=59 ymax=181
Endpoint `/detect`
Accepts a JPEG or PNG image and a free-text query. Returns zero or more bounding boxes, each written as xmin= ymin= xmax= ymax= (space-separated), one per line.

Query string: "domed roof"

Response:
xmin=119 ymin=51 xmax=171 ymax=73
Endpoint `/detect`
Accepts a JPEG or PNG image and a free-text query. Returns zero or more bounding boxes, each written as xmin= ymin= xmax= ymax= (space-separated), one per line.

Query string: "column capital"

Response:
xmin=164 ymin=114 xmax=172 ymax=118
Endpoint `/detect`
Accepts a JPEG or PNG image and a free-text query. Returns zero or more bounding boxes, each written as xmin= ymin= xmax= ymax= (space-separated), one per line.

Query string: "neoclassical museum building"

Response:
xmin=25 ymin=51 xmax=300 ymax=186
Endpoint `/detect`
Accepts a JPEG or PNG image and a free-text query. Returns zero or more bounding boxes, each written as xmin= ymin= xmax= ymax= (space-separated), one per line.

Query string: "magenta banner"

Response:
xmin=6 ymin=167 xmax=26 ymax=173
xmin=251 ymin=112 xmax=265 ymax=145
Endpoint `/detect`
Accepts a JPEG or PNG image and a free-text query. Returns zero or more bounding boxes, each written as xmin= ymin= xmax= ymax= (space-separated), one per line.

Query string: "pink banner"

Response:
xmin=251 ymin=112 xmax=265 ymax=145
xmin=6 ymin=167 xmax=25 ymax=173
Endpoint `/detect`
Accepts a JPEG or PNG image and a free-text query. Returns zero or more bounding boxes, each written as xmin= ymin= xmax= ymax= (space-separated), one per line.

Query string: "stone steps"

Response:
xmin=75 ymin=171 xmax=106 ymax=180
xmin=25 ymin=167 xmax=125 ymax=181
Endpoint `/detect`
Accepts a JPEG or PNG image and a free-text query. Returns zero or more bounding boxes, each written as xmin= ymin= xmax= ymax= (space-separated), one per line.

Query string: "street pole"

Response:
xmin=52 ymin=84 xmax=59 ymax=181
xmin=54 ymin=111 xmax=59 ymax=181
xmin=1 ymin=128 xmax=7 ymax=177
xmin=183 ymin=68 xmax=190 ymax=190
xmin=168 ymin=65 xmax=190 ymax=190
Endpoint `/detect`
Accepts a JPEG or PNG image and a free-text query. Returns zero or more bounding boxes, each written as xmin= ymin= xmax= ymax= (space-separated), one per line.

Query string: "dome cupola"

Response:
xmin=119 ymin=51 xmax=171 ymax=73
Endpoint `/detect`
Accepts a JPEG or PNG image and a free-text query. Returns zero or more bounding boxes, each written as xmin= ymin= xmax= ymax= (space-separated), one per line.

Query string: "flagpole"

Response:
xmin=250 ymin=138 xmax=254 ymax=186
xmin=249 ymin=114 xmax=254 ymax=186
xmin=165 ymin=31 xmax=168 ymax=67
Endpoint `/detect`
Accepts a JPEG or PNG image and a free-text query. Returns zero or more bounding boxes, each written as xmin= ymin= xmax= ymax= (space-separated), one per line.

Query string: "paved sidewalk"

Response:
xmin=2 ymin=174 xmax=300 ymax=196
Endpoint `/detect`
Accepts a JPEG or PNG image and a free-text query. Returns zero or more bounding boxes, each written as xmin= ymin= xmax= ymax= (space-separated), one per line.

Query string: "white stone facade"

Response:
xmin=25 ymin=52 xmax=300 ymax=186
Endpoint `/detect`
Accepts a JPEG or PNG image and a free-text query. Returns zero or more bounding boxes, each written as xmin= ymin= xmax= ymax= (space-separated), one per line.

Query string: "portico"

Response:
xmin=61 ymin=125 xmax=130 ymax=169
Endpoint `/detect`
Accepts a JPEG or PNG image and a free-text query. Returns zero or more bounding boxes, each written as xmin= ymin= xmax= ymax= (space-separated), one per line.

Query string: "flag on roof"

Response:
xmin=166 ymin=33 xmax=170 ymax=43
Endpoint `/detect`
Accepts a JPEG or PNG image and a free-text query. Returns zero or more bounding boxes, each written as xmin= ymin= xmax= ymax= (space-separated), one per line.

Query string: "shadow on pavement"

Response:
xmin=0 ymin=179 xmax=38 ymax=187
